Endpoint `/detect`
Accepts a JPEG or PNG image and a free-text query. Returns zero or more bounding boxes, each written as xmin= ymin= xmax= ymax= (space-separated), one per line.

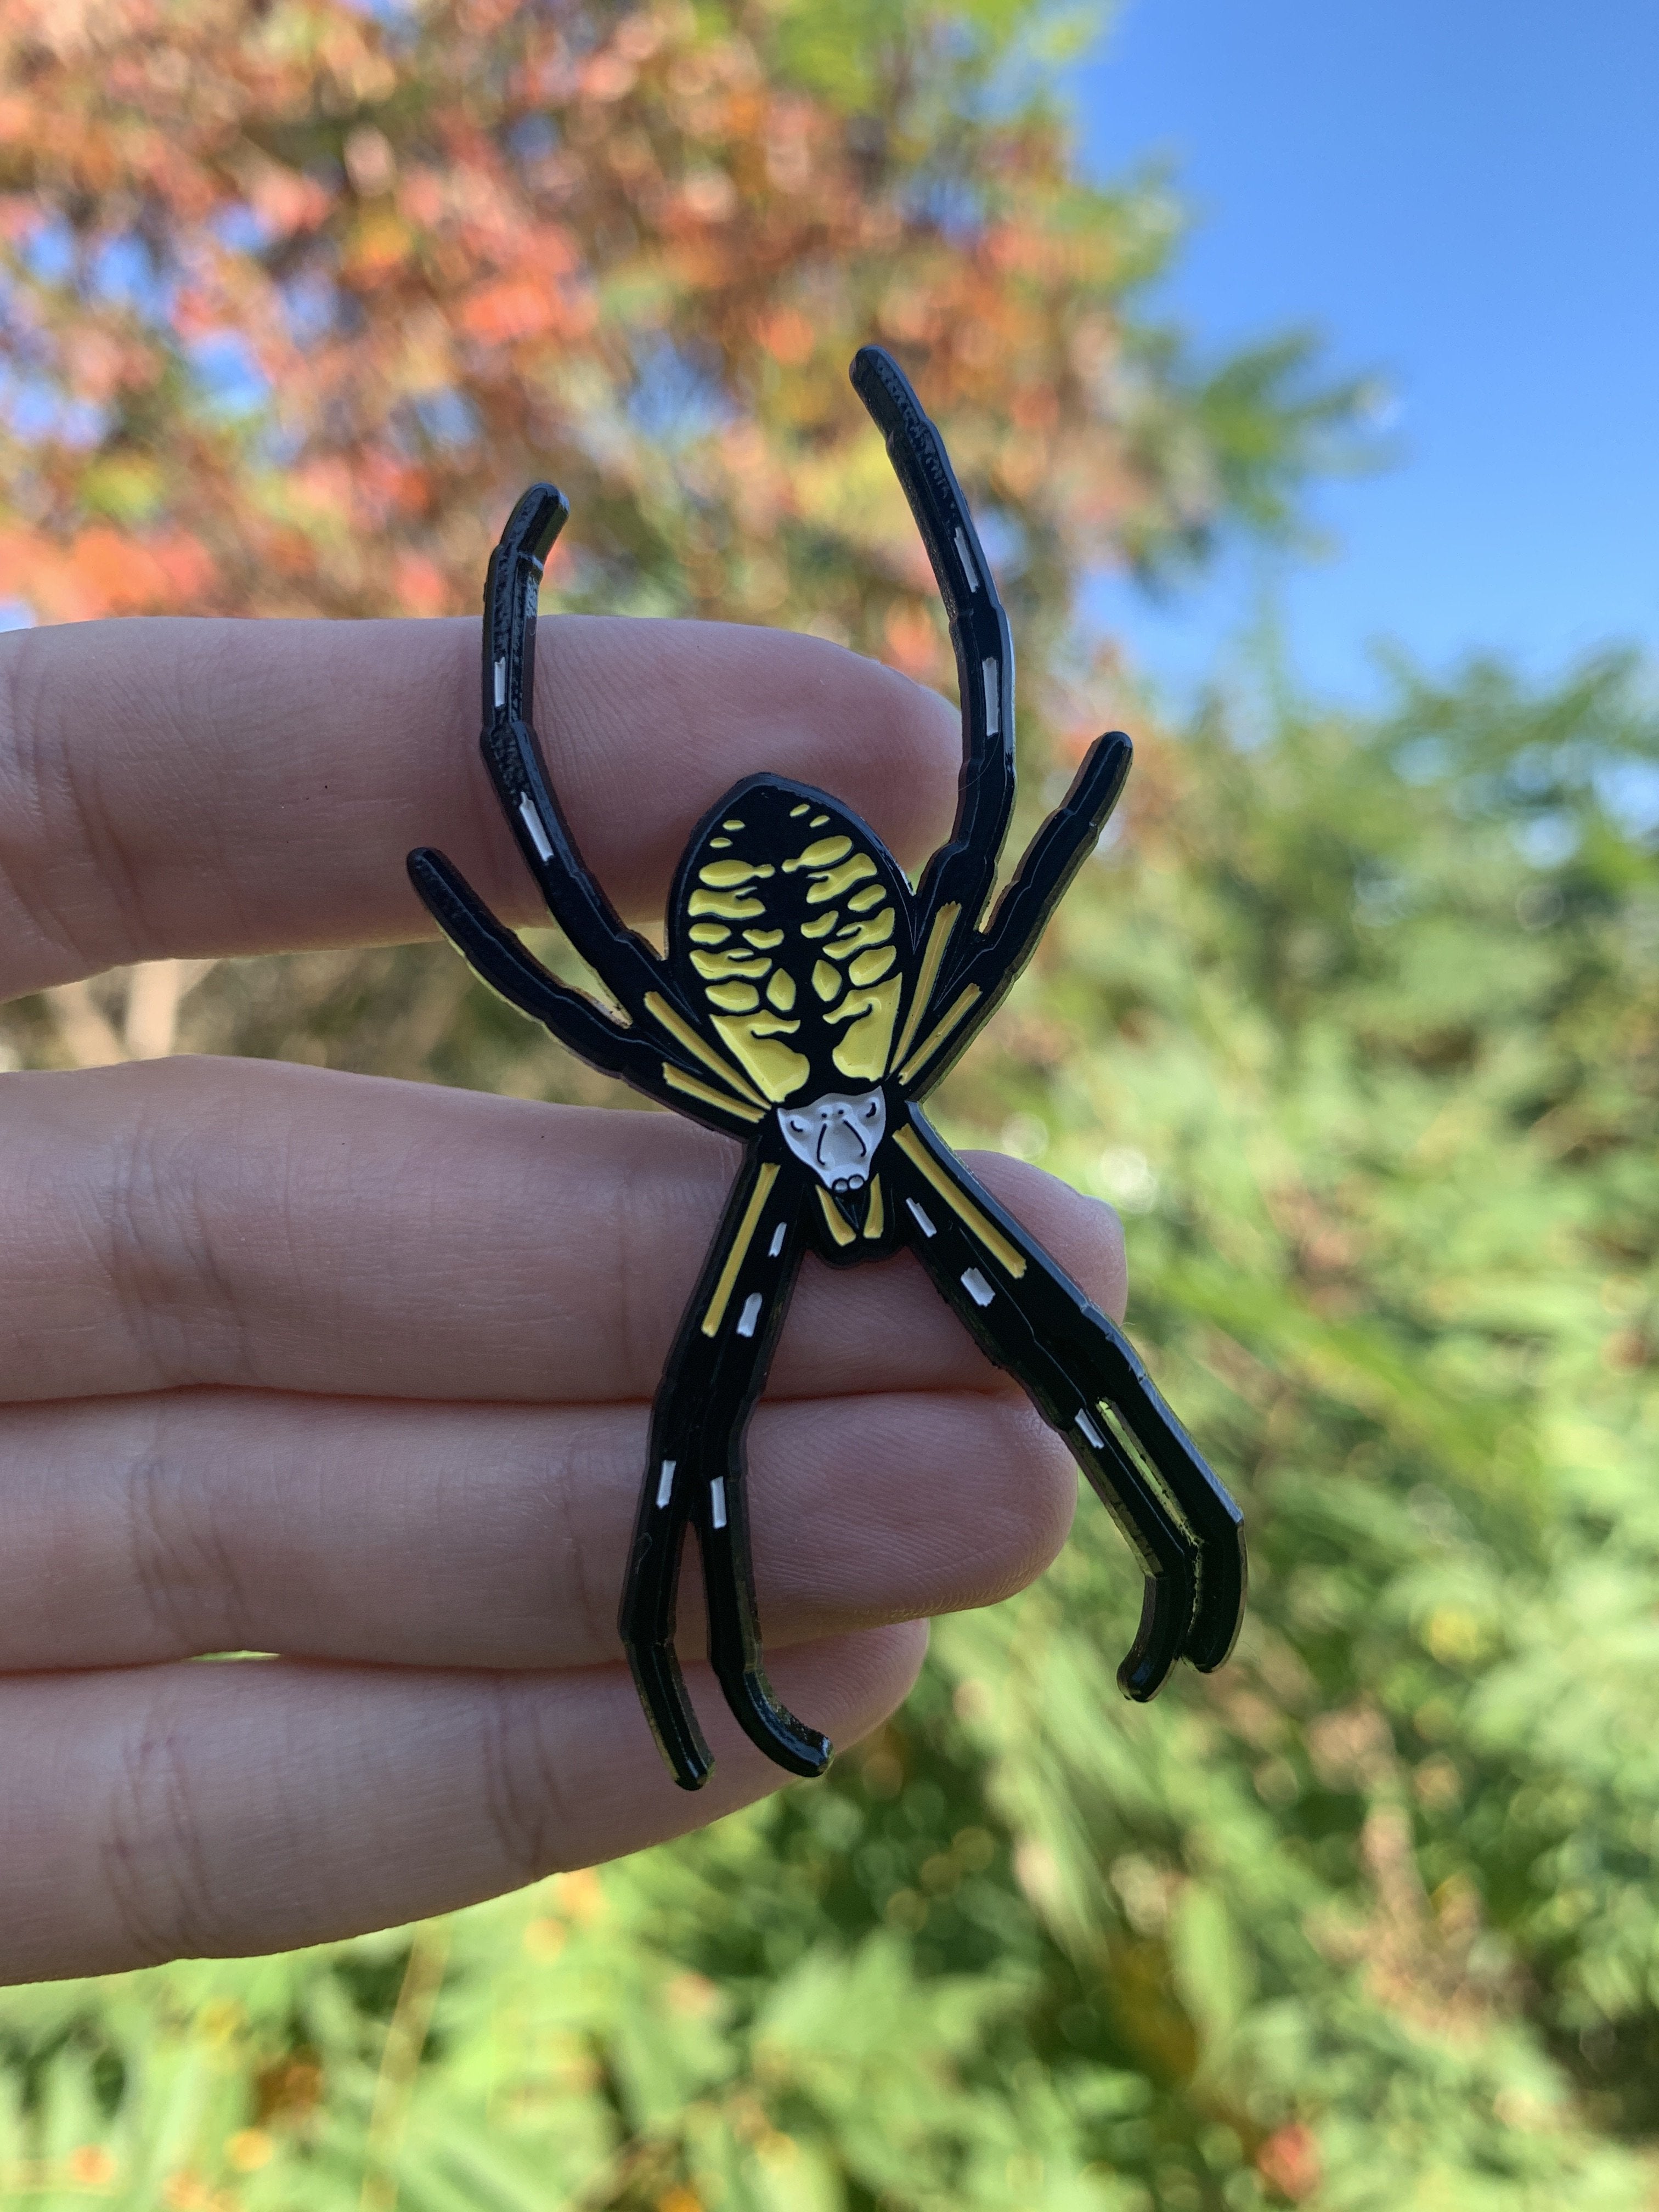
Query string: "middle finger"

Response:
xmin=0 ymin=1057 xmax=1127 ymax=1403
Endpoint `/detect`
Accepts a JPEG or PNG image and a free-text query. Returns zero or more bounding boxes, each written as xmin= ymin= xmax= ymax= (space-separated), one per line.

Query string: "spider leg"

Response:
xmin=475 ymin=483 xmax=720 ymax=1054
xmin=618 ymin=1448 xmax=708 ymax=1791
xmin=850 ymin=347 xmax=1015 ymax=933
xmin=894 ymin=733 xmax=1134 ymax=1099
xmin=408 ymin=491 xmax=774 ymax=1133
xmin=406 ymin=847 xmax=763 ymax=1141
xmin=619 ymin=1148 xmax=831 ymax=1790
xmin=480 ymin=488 xmax=647 ymax=986
xmin=888 ymin=1109 xmax=1246 ymax=1694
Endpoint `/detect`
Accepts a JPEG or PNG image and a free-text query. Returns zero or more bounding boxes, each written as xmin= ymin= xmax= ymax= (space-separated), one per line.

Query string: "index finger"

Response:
xmin=0 ymin=614 xmax=958 ymax=1001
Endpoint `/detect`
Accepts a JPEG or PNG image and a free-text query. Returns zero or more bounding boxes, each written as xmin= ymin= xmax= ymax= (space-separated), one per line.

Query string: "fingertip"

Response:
xmin=957 ymin=1408 xmax=1079 ymax=1605
xmin=840 ymin=1616 xmax=932 ymax=1730
xmin=678 ymin=624 xmax=961 ymax=872
xmin=667 ymin=1623 xmax=929 ymax=1819
xmin=762 ymin=1621 xmax=930 ymax=1748
xmin=749 ymin=1393 xmax=1076 ymax=1642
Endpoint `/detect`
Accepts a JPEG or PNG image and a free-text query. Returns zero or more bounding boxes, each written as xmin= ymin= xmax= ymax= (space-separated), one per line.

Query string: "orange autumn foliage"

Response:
xmin=0 ymin=0 xmax=1341 ymax=699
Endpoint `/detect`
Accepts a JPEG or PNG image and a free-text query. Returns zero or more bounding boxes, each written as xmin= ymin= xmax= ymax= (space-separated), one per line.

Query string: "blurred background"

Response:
xmin=1 ymin=2 xmax=1657 ymax=2207
xmin=1081 ymin=0 xmax=1659 ymax=712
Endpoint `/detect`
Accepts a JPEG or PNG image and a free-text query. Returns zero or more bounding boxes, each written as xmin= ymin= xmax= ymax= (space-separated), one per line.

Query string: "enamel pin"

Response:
xmin=409 ymin=348 xmax=1245 ymax=1791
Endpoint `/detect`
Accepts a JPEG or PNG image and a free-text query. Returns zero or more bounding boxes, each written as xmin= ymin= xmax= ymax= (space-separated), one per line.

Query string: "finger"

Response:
xmin=0 ymin=1058 xmax=1128 ymax=1402
xmin=0 ymin=1626 xmax=925 ymax=1982
xmin=0 ymin=1383 xmax=1073 ymax=1672
xmin=0 ymin=614 xmax=958 ymax=997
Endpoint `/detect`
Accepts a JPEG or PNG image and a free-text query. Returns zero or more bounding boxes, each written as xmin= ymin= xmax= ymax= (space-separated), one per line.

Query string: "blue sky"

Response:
xmin=1071 ymin=0 xmax=1659 ymax=709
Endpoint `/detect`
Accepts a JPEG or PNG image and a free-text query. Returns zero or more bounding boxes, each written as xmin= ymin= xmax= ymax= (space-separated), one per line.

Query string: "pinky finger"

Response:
xmin=0 ymin=1625 xmax=924 ymax=1984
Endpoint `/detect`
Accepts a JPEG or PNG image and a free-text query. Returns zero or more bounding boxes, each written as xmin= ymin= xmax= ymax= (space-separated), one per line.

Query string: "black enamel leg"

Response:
xmin=1080 ymin=1324 xmax=1246 ymax=1673
xmin=889 ymin=1111 xmax=1246 ymax=1695
xmin=696 ymin=1449 xmax=832 ymax=1781
xmin=1082 ymin=1418 xmax=1197 ymax=1700
xmin=618 ymin=1450 xmax=710 ymax=1790
xmin=481 ymin=484 xmax=687 ymax=1018
xmin=893 ymin=734 xmax=1138 ymax=1102
xmin=618 ymin=1149 xmax=828 ymax=1789
xmin=849 ymin=346 xmax=1016 ymax=933
xmin=917 ymin=735 xmax=1132 ymax=1079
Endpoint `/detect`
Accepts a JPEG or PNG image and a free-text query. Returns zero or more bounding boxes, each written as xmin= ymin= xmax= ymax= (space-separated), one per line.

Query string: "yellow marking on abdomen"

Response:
xmin=897 ymin=984 xmax=980 ymax=1086
xmin=698 ymin=858 xmax=774 ymax=888
xmin=703 ymin=1163 xmax=780 ymax=1335
xmin=709 ymin=1015 xmax=809 ymax=1102
xmin=827 ymin=907 xmax=894 ymax=959
xmin=806 ymin=854 xmax=877 ymax=904
xmin=893 ymin=1125 xmax=1026 ymax=1278
xmin=691 ymin=949 xmax=770 ymax=980
xmin=782 ymin=836 xmax=853 ymax=871
xmin=863 ymin=1176 xmax=885 ymax=1239
xmin=827 ymin=973 xmax=901 ymax=1081
xmin=688 ymin=888 xmax=766 ymax=921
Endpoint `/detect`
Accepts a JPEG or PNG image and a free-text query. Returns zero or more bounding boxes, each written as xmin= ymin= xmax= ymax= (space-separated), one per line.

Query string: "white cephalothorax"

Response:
xmin=777 ymin=1089 xmax=887 ymax=1192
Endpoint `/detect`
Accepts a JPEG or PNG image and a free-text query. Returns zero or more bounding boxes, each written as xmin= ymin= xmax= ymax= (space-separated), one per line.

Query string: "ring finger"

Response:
xmin=0 ymin=1056 xmax=1127 ymax=1404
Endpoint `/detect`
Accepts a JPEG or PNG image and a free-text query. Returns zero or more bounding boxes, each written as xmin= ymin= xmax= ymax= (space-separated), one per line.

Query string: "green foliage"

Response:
xmin=933 ymin=648 xmax=1659 ymax=2204
xmin=1119 ymin=324 xmax=1385 ymax=570
xmin=8 ymin=658 xmax=1659 ymax=2209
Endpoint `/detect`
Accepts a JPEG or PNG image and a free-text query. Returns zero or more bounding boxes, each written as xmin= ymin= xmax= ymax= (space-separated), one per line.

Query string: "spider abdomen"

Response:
xmin=667 ymin=777 xmax=915 ymax=1106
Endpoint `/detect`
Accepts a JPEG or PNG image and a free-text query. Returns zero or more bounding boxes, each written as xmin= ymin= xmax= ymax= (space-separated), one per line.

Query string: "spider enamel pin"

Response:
xmin=408 ymin=347 xmax=1246 ymax=1791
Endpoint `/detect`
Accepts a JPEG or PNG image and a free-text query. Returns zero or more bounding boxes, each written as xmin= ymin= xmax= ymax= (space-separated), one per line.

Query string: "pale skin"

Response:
xmin=0 ymin=613 xmax=1128 ymax=1983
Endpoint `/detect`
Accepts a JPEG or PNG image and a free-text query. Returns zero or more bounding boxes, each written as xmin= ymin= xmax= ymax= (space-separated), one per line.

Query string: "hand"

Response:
xmin=0 ymin=613 xmax=1127 ymax=1981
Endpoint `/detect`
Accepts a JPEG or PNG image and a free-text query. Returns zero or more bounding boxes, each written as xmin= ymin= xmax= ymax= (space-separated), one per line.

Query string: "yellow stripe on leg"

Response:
xmin=893 ymin=1125 xmax=1026 ymax=1278
xmin=702 ymin=1162 xmax=780 ymax=1335
xmin=889 ymin=902 xmax=960 ymax=1072
xmin=817 ymin=1186 xmax=857 ymax=1248
xmin=664 ymin=1064 xmax=763 ymax=1123
xmin=646 ymin=994 xmax=769 ymax=1109
xmin=897 ymin=985 xmax=981 ymax=1086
